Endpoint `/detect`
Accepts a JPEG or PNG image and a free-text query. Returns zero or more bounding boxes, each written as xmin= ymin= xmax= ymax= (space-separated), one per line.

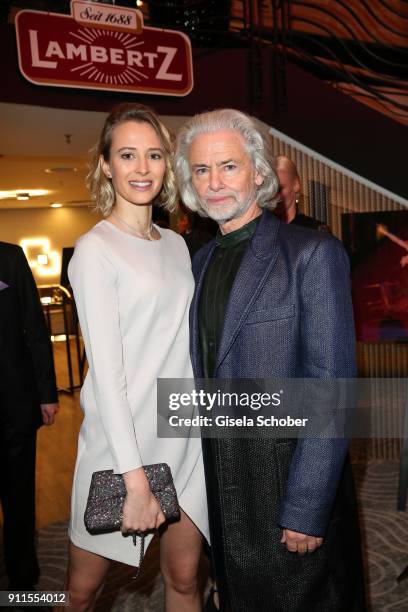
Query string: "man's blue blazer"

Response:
xmin=190 ymin=210 xmax=356 ymax=536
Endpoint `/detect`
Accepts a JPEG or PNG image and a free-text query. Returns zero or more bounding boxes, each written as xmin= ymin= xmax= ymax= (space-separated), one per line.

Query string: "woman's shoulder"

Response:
xmin=157 ymin=226 xmax=178 ymax=239
xmin=159 ymin=226 xmax=185 ymax=246
xmin=75 ymin=220 xmax=110 ymax=249
xmin=69 ymin=221 xmax=118 ymax=282
xmin=159 ymin=227 xmax=190 ymax=256
xmin=73 ymin=221 xmax=117 ymax=263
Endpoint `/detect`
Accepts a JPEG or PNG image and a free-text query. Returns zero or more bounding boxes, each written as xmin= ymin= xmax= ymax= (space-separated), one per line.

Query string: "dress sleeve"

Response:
xmin=69 ymin=233 xmax=143 ymax=474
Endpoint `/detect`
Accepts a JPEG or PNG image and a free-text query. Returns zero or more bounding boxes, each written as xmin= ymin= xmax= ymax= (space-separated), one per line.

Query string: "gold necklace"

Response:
xmin=111 ymin=210 xmax=154 ymax=240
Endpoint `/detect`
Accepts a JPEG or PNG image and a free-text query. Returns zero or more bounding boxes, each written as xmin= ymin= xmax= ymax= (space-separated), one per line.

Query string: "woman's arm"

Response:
xmin=69 ymin=234 xmax=142 ymax=473
xmin=69 ymin=234 xmax=165 ymax=531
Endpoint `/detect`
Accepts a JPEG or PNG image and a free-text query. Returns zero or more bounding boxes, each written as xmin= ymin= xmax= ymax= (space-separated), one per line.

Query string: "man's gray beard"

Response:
xmin=199 ymin=187 xmax=257 ymax=225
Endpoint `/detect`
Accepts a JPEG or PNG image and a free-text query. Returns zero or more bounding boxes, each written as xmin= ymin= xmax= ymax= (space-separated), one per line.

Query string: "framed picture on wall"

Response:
xmin=342 ymin=210 xmax=408 ymax=342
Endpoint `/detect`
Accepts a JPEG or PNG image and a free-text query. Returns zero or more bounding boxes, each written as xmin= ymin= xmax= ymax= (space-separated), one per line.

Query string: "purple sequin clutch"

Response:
xmin=84 ymin=464 xmax=180 ymax=534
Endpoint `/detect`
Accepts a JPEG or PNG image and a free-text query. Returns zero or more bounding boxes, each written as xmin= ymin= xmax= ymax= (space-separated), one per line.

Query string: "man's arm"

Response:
xmin=278 ymin=236 xmax=355 ymax=549
xmin=15 ymin=247 xmax=59 ymax=421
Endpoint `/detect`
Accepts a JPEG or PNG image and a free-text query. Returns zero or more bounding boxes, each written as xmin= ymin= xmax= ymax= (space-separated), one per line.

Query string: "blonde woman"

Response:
xmin=65 ymin=103 xmax=208 ymax=611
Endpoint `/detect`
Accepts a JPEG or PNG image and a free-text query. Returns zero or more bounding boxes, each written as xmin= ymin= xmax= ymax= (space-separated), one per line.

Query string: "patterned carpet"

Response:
xmin=353 ymin=461 xmax=408 ymax=612
xmin=0 ymin=523 xmax=209 ymax=611
xmin=1 ymin=461 xmax=408 ymax=611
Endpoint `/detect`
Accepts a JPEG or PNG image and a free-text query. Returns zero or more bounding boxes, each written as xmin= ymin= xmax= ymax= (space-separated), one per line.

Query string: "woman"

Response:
xmin=65 ymin=103 xmax=209 ymax=611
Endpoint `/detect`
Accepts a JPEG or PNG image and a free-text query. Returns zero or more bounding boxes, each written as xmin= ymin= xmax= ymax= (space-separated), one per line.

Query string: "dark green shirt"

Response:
xmin=198 ymin=216 xmax=260 ymax=377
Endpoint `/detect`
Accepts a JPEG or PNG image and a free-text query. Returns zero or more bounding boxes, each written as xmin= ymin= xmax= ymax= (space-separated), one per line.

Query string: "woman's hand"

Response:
xmin=121 ymin=467 xmax=166 ymax=534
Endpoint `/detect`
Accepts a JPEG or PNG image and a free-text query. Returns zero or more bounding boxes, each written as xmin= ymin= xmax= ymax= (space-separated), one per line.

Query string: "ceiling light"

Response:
xmin=45 ymin=167 xmax=78 ymax=174
xmin=20 ymin=237 xmax=61 ymax=277
xmin=50 ymin=203 xmax=63 ymax=208
xmin=17 ymin=192 xmax=30 ymax=200
xmin=0 ymin=189 xmax=51 ymax=200
xmin=37 ymin=254 xmax=49 ymax=265
xmin=137 ymin=0 xmax=143 ymax=6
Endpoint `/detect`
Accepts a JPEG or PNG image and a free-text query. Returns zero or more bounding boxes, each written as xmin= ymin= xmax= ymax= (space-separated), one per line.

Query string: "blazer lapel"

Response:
xmin=214 ymin=211 xmax=282 ymax=374
xmin=190 ymin=242 xmax=217 ymax=377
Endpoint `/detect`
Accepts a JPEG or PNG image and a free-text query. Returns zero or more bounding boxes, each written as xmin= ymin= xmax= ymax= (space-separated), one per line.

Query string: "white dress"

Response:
xmin=68 ymin=220 xmax=209 ymax=565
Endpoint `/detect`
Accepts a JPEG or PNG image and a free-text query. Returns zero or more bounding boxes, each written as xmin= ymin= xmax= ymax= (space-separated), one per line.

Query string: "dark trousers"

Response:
xmin=202 ymin=438 xmax=366 ymax=612
xmin=0 ymin=419 xmax=39 ymax=588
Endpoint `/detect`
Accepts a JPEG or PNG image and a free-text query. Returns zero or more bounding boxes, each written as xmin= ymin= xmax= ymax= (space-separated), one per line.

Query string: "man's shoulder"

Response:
xmin=263 ymin=216 xmax=346 ymax=272
xmin=276 ymin=221 xmax=349 ymax=278
xmin=0 ymin=241 xmax=24 ymax=256
xmin=292 ymin=212 xmax=331 ymax=233
xmin=0 ymin=242 xmax=25 ymax=269
xmin=279 ymin=216 xmax=338 ymax=247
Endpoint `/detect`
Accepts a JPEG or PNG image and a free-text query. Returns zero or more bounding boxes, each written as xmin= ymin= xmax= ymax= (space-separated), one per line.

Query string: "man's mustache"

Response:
xmin=204 ymin=192 xmax=238 ymax=200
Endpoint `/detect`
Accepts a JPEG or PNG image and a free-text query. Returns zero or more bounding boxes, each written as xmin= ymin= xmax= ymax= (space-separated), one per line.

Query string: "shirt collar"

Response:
xmin=215 ymin=216 xmax=261 ymax=249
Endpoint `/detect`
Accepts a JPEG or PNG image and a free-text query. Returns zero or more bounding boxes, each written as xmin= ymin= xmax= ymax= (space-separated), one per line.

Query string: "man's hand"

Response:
xmin=40 ymin=402 xmax=59 ymax=426
xmin=281 ymin=529 xmax=323 ymax=554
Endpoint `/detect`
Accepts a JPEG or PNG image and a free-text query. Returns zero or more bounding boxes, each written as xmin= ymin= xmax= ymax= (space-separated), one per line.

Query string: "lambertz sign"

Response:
xmin=15 ymin=1 xmax=193 ymax=97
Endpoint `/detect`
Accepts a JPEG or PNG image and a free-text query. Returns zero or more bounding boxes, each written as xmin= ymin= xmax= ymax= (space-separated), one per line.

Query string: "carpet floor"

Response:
xmin=353 ymin=461 xmax=408 ymax=612
xmin=1 ymin=460 xmax=408 ymax=611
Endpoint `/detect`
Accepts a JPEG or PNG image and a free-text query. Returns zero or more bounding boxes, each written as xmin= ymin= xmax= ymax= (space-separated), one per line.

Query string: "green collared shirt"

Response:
xmin=198 ymin=216 xmax=260 ymax=377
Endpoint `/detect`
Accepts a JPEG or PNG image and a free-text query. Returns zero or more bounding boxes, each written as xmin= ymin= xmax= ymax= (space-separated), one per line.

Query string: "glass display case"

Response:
xmin=38 ymin=284 xmax=84 ymax=393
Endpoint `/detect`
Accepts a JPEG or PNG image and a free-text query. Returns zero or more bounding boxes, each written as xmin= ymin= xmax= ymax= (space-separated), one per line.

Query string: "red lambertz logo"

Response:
xmin=15 ymin=1 xmax=193 ymax=97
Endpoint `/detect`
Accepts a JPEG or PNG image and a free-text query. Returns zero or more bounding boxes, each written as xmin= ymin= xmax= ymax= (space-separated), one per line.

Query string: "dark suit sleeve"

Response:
xmin=15 ymin=247 xmax=58 ymax=404
xmin=278 ymin=237 xmax=355 ymax=536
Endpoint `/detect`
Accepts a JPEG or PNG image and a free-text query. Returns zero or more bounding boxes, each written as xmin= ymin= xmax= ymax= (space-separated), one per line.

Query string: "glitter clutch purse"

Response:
xmin=84 ymin=464 xmax=180 ymax=534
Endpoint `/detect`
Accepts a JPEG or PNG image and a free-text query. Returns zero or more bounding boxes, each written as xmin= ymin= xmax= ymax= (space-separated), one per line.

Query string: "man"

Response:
xmin=0 ymin=242 xmax=59 ymax=590
xmin=175 ymin=110 xmax=365 ymax=611
xmin=273 ymin=154 xmax=330 ymax=231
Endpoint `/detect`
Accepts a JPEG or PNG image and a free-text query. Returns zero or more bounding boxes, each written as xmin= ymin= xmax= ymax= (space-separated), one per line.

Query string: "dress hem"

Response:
xmin=68 ymin=525 xmax=153 ymax=568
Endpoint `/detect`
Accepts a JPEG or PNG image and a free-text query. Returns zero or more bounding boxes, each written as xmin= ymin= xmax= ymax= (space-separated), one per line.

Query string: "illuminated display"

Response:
xmin=20 ymin=237 xmax=61 ymax=277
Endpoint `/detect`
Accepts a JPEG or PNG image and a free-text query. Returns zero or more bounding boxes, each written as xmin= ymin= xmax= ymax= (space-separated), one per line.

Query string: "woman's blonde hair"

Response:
xmin=87 ymin=103 xmax=177 ymax=216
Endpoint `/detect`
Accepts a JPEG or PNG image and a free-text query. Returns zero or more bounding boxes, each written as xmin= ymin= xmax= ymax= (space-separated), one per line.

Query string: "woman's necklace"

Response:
xmin=111 ymin=210 xmax=154 ymax=240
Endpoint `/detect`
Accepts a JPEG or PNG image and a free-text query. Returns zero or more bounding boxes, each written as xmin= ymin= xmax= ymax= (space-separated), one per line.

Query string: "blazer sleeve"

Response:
xmin=16 ymin=246 xmax=58 ymax=404
xmin=278 ymin=236 xmax=355 ymax=536
xmin=69 ymin=234 xmax=143 ymax=474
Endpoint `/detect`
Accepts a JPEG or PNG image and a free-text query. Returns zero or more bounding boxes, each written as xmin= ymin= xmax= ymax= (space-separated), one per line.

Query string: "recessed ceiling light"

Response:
xmin=45 ymin=167 xmax=78 ymax=174
xmin=0 ymin=189 xmax=51 ymax=200
xmin=50 ymin=203 xmax=63 ymax=208
xmin=17 ymin=192 xmax=30 ymax=200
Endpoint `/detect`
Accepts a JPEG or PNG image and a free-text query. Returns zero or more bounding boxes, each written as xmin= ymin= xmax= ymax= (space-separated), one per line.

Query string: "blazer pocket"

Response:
xmin=245 ymin=304 xmax=295 ymax=325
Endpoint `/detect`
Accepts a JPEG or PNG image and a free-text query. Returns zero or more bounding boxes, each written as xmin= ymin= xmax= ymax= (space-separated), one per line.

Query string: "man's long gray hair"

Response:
xmin=174 ymin=109 xmax=279 ymax=215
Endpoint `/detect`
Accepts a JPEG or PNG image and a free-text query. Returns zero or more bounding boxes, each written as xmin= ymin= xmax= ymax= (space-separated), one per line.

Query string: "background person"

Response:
xmin=178 ymin=207 xmax=218 ymax=257
xmin=0 ymin=241 xmax=59 ymax=592
xmin=273 ymin=154 xmax=330 ymax=231
xmin=64 ymin=103 xmax=208 ymax=612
